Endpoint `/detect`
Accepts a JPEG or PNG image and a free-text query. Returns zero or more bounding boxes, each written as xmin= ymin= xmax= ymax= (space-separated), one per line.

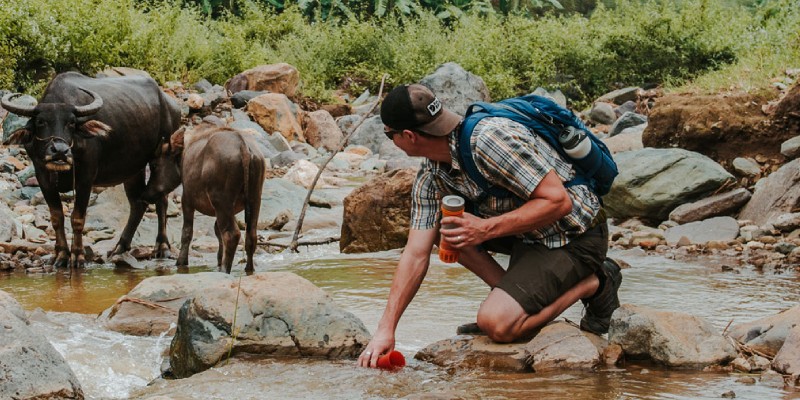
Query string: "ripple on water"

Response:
xmin=3 ymin=249 xmax=800 ymax=399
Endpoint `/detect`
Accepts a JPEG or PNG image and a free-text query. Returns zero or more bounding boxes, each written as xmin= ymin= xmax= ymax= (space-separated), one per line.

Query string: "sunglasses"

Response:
xmin=384 ymin=128 xmax=401 ymax=140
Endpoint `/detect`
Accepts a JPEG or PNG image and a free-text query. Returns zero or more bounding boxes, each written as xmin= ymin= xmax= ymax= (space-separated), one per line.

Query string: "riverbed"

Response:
xmin=2 ymin=246 xmax=799 ymax=399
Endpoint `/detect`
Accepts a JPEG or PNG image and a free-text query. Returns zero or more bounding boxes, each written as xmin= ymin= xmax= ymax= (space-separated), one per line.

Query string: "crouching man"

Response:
xmin=358 ymin=84 xmax=621 ymax=368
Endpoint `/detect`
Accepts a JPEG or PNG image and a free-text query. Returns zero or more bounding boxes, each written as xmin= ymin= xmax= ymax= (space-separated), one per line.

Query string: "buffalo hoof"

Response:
xmin=108 ymin=244 xmax=130 ymax=258
xmin=52 ymin=251 xmax=70 ymax=269
xmin=70 ymin=254 xmax=86 ymax=269
xmin=154 ymin=244 xmax=172 ymax=259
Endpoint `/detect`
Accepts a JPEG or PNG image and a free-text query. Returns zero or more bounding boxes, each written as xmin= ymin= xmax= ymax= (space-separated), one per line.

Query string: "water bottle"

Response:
xmin=558 ymin=126 xmax=606 ymax=180
xmin=559 ymin=126 xmax=593 ymax=159
xmin=439 ymin=195 xmax=465 ymax=263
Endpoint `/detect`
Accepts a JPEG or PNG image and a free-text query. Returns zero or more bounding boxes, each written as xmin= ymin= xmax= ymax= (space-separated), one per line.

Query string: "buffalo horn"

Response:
xmin=73 ymin=88 xmax=104 ymax=117
xmin=1 ymin=93 xmax=36 ymax=117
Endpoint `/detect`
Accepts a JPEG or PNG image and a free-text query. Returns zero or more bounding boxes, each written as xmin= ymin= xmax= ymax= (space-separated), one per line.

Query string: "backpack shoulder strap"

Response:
xmin=458 ymin=106 xmax=513 ymax=199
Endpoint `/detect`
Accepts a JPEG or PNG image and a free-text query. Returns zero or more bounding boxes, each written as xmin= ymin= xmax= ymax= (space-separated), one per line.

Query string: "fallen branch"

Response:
xmin=263 ymin=236 xmax=339 ymax=249
xmin=288 ymin=74 xmax=389 ymax=253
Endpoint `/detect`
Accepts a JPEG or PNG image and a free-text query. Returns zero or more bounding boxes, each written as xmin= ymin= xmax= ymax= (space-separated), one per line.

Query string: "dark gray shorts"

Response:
xmin=488 ymin=222 xmax=608 ymax=315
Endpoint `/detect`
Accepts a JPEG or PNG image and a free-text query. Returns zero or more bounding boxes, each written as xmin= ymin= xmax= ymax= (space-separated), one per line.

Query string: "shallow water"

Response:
xmin=2 ymin=246 xmax=800 ymax=399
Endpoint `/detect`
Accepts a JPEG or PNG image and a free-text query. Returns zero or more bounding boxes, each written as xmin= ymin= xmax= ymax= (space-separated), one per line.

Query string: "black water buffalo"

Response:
xmin=2 ymin=72 xmax=181 ymax=268
xmin=146 ymin=122 xmax=266 ymax=273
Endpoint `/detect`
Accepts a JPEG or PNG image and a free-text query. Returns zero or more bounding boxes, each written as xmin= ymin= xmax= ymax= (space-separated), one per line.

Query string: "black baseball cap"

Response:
xmin=380 ymin=84 xmax=461 ymax=136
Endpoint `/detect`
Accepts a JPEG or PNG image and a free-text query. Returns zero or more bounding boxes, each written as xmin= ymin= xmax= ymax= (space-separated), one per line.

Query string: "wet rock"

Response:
xmin=524 ymin=322 xmax=601 ymax=371
xmin=0 ymin=290 xmax=84 ymax=399
xmin=735 ymin=376 xmax=756 ymax=385
xmin=759 ymin=370 xmax=788 ymax=389
xmin=415 ymin=335 xmax=529 ymax=372
xmin=728 ymin=305 xmax=800 ymax=357
xmin=169 ymin=272 xmax=369 ymax=378
xmin=721 ymin=390 xmax=736 ymax=398
xmin=340 ymin=168 xmax=414 ymax=253
xmin=610 ymin=304 xmax=736 ymax=368
xmin=668 ymin=189 xmax=752 ymax=224
xmin=664 ymin=217 xmax=740 ymax=246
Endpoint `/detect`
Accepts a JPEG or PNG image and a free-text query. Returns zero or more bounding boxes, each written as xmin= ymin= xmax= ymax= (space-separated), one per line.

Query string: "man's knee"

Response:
xmin=476 ymin=313 xmax=518 ymax=343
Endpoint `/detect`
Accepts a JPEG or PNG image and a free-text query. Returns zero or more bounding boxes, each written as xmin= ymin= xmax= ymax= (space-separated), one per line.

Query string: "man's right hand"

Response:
xmin=357 ymin=328 xmax=395 ymax=368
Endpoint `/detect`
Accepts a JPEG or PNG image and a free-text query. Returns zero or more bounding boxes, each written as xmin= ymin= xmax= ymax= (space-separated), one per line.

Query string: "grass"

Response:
xmin=0 ymin=0 xmax=797 ymax=105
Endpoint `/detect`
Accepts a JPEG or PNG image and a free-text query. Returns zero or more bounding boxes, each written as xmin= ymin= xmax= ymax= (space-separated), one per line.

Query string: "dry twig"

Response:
xmin=288 ymin=74 xmax=389 ymax=253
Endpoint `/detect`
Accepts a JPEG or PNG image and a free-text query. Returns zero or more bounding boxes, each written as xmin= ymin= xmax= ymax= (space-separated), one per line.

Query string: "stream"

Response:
xmin=2 ymin=246 xmax=800 ymax=399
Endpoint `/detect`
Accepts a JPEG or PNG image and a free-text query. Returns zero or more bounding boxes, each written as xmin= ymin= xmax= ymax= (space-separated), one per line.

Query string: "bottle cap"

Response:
xmin=441 ymin=195 xmax=465 ymax=212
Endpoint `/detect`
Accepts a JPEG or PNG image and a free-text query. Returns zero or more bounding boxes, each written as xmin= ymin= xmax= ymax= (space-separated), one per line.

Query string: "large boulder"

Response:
xmin=738 ymin=159 xmax=800 ymax=226
xmin=224 ymin=63 xmax=300 ymax=97
xmin=419 ymin=62 xmax=491 ymax=116
xmin=252 ymin=178 xmax=328 ymax=231
xmin=340 ymin=168 xmax=414 ymax=253
xmin=0 ymin=291 xmax=83 ymax=399
xmin=610 ymin=304 xmax=736 ymax=368
xmin=99 ymin=273 xmax=230 ymax=336
xmin=604 ymin=148 xmax=735 ymax=221
xmin=728 ymin=305 xmax=800 ymax=357
xmin=169 ymin=272 xmax=369 ymax=378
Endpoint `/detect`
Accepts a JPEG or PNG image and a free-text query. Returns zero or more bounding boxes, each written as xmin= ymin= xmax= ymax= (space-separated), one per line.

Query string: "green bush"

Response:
xmin=0 ymin=0 xmax=796 ymax=104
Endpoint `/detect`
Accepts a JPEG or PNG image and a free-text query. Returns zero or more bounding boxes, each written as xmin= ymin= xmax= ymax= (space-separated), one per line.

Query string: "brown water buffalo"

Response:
xmin=146 ymin=123 xmax=266 ymax=273
xmin=2 ymin=72 xmax=181 ymax=268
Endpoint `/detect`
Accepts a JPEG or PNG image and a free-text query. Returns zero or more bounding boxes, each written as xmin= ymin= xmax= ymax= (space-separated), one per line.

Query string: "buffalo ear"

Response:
xmin=2 ymin=128 xmax=32 ymax=145
xmin=169 ymin=127 xmax=186 ymax=156
xmin=78 ymin=120 xmax=112 ymax=139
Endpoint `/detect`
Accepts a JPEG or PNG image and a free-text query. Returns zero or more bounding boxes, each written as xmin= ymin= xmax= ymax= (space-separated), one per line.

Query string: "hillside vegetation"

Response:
xmin=0 ymin=0 xmax=797 ymax=104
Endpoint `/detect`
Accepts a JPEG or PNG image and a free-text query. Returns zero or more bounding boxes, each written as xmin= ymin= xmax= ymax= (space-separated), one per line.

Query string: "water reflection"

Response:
xmin=2 ymin=248 xmax=800 ymax=399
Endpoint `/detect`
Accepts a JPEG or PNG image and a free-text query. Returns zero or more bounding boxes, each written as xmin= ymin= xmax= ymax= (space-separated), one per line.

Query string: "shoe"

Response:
xmin=456 ymin=322 xmax=485 ymax=335
xmin=580 ymin=258 xmax=622 ymax=335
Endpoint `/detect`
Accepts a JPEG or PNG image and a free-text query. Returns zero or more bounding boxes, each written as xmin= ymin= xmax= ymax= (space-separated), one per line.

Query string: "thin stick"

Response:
xmin=288 ymin=74 xmax=389 ymax=253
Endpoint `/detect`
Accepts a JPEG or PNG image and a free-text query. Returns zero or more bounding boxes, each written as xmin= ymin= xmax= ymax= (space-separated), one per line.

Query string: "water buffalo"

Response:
xmin=2 ymin=72 xmax=181 ymax=268
xmin=146 ymin=122 xmax=266 ymax=273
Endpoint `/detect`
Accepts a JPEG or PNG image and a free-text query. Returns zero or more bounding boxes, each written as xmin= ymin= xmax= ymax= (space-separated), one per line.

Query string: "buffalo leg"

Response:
xmin=218 ymin=213 xmax=240 ymax=274
xmin=110 ymin=172 xmax=148 ymax=256
xmin=68 ymin=184 xmax=92 ymax=268
xmin=213 ymin=221 xmax=223 ymax=268
xmin=153 ymin=195 xmax=171 ymax=259
xmin=244 ymin=165 xmax=264 ymax=275
xmin=40 ymin=185 xmax=69 ymax=268
xmin=177 ymin=203 xmax=195 ymax=267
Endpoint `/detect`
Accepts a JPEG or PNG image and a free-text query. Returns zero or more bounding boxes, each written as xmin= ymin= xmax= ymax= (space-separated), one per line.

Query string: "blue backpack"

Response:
xmin=458 ymin=94 xmax=618 ymax=200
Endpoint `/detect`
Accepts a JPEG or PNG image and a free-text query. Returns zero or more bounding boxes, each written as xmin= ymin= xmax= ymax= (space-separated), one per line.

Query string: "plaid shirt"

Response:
xmin=410 ymin=117 xmax=601 ymax=248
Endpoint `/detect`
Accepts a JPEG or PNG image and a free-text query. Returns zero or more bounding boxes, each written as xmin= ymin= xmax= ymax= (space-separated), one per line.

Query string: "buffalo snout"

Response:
xmin=43 ymin=137 xmax=74 ymax=171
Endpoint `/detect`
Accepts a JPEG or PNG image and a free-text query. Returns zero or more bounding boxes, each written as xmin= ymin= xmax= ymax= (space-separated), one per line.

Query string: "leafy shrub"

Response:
xmin=0 ymin=0 xmax=796 ymax=104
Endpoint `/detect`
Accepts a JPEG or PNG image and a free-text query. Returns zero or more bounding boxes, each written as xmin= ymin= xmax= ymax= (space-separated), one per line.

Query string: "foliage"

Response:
xmin=0 ymin=0 xmax=797 ymax=104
